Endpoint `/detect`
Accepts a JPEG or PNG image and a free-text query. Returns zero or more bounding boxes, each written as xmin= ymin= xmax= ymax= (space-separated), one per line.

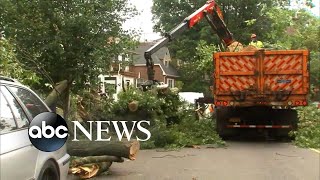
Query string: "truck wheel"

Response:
xmin=215 ymin=107 xmax=233 ymax=139
xmin=38 ymin=160 xmax=59 ymax=180
xmin=272 ymin=109 xmax=298 ymax=138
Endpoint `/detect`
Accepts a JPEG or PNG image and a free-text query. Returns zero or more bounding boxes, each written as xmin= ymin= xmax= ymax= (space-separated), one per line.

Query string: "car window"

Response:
xmin=0 ymin=86 xmax=29 ymax=128
xmin=7 ymin=86 xmax=48 ymax=118
xmin=0 ymin=92 xmax=17 ymax=134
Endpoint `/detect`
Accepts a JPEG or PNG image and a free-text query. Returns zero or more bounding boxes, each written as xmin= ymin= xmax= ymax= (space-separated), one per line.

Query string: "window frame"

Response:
xmin=167 ymin=78 xmax=174 ymax=88
xmin=0 ymin=86 xmax=31 ymax=135
xmin=6 ymin=84 xmax=50 ymax=119
xmin=4 ymin=84 xmax=50 ymax=118
xmin=0 ymin=90 xmax=19 ymax=134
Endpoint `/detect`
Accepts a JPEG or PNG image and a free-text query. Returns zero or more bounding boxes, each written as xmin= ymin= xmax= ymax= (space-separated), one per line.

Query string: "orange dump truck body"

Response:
xmin=213 ymin=50 xmax=309 ymax=107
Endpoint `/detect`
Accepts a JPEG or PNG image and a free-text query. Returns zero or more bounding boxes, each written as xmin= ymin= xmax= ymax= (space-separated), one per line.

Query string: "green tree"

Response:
xmin=265 ymin=8 xmax=320 ymax=100
xmin=0 ymin=0 xmax=138 ymax=118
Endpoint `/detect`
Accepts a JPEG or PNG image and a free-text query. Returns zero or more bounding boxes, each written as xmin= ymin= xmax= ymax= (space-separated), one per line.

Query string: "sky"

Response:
xmin=123 ymin=0 xmax=320 ymax=42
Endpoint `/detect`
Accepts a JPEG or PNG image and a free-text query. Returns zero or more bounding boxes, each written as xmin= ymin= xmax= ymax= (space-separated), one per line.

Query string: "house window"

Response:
xmin=136 ymin=78 xmax=144 ymax=87
xmin=167 ymin=78 xmax=174 ymax=88
xmin=104 ymin=77 xmax=117 ymax=96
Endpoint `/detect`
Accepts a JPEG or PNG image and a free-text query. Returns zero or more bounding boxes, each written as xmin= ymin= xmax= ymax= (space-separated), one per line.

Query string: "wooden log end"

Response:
xmin=129 ymin=140 xmax=140 ymax=160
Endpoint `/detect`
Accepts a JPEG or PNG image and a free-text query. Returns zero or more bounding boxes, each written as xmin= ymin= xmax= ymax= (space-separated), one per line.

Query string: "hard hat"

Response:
xmin=251 ymin=34 xmax=257 ymax=38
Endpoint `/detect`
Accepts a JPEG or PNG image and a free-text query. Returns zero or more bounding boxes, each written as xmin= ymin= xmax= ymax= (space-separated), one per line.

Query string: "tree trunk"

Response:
xmin=44 ymin=80 xmax=68 ymax=111
xmin=67 ymin=140 xmax=140 ymax=160
xmin=71 ymin=156 xmax=124 ymax=167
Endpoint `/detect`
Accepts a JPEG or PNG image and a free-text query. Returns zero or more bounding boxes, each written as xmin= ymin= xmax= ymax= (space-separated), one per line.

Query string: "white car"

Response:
xmin=0 ymin=76 xmax=70 ymax=180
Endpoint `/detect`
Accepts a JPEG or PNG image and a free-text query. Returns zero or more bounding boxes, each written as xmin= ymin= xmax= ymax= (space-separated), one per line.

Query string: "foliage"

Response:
xmin=177 ymin=63 xmax=212 ymax=96
xmin=265 ymin=7 xmax=320 ymax=99
xmin=111 ymin=88 xmax=225 ymax=149
xmin=195 ymin=40 xmax=220 ymax=75
xmin=265 ymin=8 xmax=319 ymax=51
xmin=0 ymin=0 xmax=139 ymax=118
xmin=152 ymin=0 xmax=289 ymax=62
xmin=157 ymin=115 xmax=225 ymax=149
xmin=177 ymin=40 xmax=220 ymax=94
xmin=0 ymin=0 xmax=138 ymax=91
xmin=291 ymin=106 xmax=320 ymax=148
xmin=0 ymin=38 xmax=40 ymax=86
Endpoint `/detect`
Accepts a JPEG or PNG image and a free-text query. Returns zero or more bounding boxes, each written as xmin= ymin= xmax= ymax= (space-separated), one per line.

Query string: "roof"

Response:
xmin=132 ymin=42 xmax=179 ymax=77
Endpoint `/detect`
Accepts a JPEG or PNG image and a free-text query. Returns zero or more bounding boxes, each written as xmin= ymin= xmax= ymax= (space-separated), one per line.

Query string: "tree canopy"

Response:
xmin=0 ymin=0 xmax=138 ymax=91
xmin=0 ymin=0 xmax=139 ymax=117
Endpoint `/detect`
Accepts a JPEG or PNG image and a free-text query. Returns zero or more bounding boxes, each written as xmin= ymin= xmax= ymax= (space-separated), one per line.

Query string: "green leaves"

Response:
xmin=1 ymin=0 xmax=138 ymax=92
xmin=291 ymin=106 xmax=320 ymax=148
xmin=0 ymin=38 xmax=40 ymax=86
xmin=111 ymin=88 xmax=225 ymax=149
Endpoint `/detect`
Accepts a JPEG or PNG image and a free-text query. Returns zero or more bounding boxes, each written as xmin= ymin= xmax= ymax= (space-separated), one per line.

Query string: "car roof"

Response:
xmin=0 ymin=76 xmax=52 ymax=111
xmin=0 ymin=76 xmax=25 ymax=87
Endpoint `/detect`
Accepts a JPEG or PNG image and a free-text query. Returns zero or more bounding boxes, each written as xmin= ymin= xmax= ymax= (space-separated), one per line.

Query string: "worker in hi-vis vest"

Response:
xmin=249 ymin=34 xmax=263 ymax=48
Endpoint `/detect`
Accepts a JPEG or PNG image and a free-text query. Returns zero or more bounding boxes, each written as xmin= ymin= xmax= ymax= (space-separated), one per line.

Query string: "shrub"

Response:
xmin=111 ymin=87 xmax=225 ymax=149
xmin=291 ymin=105 xmax=320 ymax=149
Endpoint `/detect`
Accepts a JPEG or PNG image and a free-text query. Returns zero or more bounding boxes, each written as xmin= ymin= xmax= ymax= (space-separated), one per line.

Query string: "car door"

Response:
xmin=0 ymin=85 xmax=39 ymax=180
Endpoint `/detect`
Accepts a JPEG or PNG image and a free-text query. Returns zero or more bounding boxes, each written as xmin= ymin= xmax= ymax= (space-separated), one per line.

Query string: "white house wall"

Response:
xmin=98 ymin=74 xmax=135 ymax=101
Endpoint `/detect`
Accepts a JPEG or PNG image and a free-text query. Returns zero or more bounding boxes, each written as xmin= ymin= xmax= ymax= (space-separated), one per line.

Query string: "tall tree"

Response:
xmin=0 ymin=0 xmax=138 ymax=118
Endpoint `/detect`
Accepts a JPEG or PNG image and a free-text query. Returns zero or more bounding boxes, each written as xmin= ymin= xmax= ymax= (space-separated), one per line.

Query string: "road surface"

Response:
xmin=68 ymin=140 xmax=320 ymax=180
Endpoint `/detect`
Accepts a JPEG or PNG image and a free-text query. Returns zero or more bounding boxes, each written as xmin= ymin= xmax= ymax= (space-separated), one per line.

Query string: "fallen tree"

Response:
xmin=67 ymin=140 xmax=140 ymax=160
xmin=71 ymin=155 xmax=124 ymax=167
xmin=68 ymin=140 xmax=140 ymax=179
xmin=44 ymin=80 xmax=68 ymax=110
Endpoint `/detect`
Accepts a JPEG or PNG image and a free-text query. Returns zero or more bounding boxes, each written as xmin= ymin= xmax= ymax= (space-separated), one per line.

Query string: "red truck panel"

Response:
xmin=213 ymin=50 xmax=309 ymax=107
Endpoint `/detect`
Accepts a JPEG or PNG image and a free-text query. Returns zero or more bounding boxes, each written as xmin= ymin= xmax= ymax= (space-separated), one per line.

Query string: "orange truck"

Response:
xmin=143 ymin=1 xmax=310 ymax=137
xmin=213 ymin=50 xmax=309 ymax=137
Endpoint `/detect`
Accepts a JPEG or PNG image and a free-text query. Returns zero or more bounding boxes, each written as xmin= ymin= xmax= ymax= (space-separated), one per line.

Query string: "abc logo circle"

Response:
xmin=28 ymin=112 xmax=68 ymax=152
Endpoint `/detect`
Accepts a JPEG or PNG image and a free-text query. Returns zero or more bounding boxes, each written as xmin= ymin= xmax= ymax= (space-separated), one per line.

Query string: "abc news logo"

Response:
xmin=29 ymin=112 xmax=151 ymax=152
xmin=28 ymin=112 xmax=68 ymax=152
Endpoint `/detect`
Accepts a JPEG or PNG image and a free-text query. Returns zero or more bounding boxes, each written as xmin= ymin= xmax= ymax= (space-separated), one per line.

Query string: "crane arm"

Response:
xmin=144 ymin=0 xmax=235 ymax=83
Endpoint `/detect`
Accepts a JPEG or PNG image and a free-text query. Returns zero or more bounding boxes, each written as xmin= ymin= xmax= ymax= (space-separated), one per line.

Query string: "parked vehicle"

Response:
xmin=0 ymin=76 xmax=70 ymax=180
xmin=213 ymin=50 xmax=309 ymax=137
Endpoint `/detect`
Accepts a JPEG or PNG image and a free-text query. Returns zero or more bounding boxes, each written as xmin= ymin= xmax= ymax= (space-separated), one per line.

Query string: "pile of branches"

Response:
xmin=45 ymin=81 xmax=140 ymax=179
xmin=111 ymin=87 xmax=225 ymax=149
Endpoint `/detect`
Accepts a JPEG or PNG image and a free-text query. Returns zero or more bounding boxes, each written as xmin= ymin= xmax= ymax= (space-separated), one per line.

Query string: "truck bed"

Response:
xmin=213 ymin=49 xmax=309 ymax=107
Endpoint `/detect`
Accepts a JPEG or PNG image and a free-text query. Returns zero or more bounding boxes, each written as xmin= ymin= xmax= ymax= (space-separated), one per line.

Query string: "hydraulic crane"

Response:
xmin=144 ymin=0 xmax=240 ymax=86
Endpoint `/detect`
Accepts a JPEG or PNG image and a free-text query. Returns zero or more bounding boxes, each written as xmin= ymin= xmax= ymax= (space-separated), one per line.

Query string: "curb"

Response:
xmin=310 ymin=148 xmax=320 ymax=154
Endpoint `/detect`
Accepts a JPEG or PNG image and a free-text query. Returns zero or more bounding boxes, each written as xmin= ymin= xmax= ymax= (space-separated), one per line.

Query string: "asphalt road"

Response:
xmin=68 ymin=139 xmax=320 ymax=180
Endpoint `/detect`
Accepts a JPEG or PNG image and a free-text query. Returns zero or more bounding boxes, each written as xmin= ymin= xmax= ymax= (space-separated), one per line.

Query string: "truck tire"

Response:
xmin=37 ymin=160 xmax=59 ymax=180
xmin=215 ymin=107 xmax=233 ymax=138
xmin=273 ymin=109 xmax=298 ymax=138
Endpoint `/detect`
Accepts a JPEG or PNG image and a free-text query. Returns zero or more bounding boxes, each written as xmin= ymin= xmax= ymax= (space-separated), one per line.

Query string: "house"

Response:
xmin=131 ymin=42 xmax=180 ymax=88
xmin=98 ymin=40 xmax=179 ymax=99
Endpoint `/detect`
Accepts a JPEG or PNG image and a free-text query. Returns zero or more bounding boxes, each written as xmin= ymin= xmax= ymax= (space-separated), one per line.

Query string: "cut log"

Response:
xmin=45 ymin=80 xmax=68 ymax=110
xmin=71 ymin=156 xmax=124 ymax=167
xmin=67 ymin=140 xmax=140 ymax=160
xmin=128 ymin=101 xmax=139 ymax=112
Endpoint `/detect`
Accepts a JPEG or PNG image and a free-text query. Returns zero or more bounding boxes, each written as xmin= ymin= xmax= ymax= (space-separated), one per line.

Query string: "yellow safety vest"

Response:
xmin=249 ymin=41 xmax=263 ymax=48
